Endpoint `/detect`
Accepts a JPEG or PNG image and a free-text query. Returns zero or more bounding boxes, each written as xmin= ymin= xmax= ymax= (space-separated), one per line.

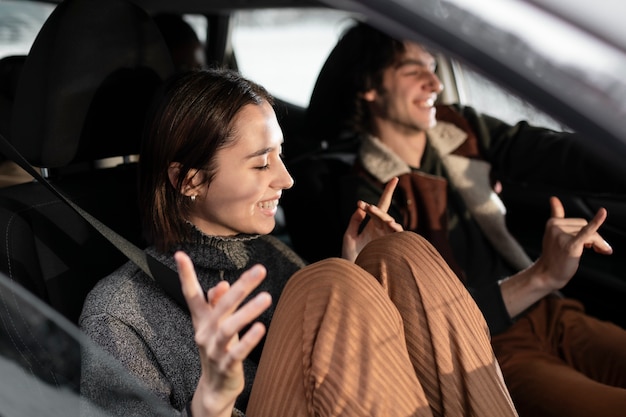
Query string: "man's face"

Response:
xmin=364 ymin=41 xmax=443 ymax=135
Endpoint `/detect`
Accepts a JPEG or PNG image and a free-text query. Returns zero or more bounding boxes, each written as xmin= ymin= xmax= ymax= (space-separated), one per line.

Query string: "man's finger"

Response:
xmin=575 ymin=207 xmax=611 ymax=253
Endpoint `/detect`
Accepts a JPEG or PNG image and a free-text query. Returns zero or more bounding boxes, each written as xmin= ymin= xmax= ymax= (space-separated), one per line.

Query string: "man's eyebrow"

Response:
xmin=396 ymin=58 xmax=437 ymax=71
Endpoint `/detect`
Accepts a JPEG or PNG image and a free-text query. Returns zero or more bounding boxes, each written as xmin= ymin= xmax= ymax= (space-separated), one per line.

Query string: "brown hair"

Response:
xmin=306 ymin=21 xmax=406 ymax=144
xmin=139 ymin=68 xmax=273 ymax=251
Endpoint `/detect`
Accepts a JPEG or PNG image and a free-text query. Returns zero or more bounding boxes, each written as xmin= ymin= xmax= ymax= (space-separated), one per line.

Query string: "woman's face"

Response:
xmin=187 ymin=101 xmax=294 ymax=237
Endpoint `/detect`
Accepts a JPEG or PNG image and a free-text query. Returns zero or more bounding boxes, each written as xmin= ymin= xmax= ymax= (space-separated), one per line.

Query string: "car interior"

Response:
xmin=1 ymin=0 xmax=625 ymax=326
xmin=0 ymin=0 xmax=625 ymax=411
xmin=0 ymin=0 xmax=174 ymax=323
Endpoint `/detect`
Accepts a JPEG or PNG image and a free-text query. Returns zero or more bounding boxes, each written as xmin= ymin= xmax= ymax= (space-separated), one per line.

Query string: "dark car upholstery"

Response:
xmin=0 ymin=0 xmax=174 ymax=324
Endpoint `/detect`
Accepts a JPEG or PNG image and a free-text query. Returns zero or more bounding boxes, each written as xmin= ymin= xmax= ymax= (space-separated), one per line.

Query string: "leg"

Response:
xmin=492 ymin=296 xmax=626 ymax=417
xmin=355 ymin=231 xmax=517 ymax=417
xmin=246 ymin=257 xmax=435 ymax=417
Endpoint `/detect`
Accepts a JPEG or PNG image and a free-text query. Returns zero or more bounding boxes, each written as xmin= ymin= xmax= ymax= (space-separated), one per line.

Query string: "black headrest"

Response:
xmin=0 ymin=55 xmax=26 ymax=140
xmin=11 ymin=0 xmax=174 ymax=168
xmin=0 ymin=55 xmax=26 ymax=100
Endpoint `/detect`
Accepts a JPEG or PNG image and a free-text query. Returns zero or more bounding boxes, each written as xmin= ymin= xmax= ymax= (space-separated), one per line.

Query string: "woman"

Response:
xmin=79 ymin=68 xmax=517 ymax=417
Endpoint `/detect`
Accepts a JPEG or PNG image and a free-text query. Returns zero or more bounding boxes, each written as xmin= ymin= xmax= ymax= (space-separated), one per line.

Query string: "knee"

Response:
xmin=285 ymin=257 xmax=386 ymax=303
xmin=357 ymin=231 xmax=440 ymax=263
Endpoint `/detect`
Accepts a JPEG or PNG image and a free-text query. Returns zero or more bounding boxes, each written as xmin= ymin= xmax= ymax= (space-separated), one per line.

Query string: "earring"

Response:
xmin=190 ymin=195 xmax=196 ymax=202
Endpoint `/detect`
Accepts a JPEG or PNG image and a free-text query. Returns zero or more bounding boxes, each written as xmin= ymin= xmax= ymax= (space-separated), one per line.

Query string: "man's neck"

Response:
xmin=373 ymin=124 xmax=428 ymax=168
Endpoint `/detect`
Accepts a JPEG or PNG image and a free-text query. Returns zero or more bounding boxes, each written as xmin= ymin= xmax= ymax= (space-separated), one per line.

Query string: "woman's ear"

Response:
xmin=168 ymin=163 xmax=203 ymax=197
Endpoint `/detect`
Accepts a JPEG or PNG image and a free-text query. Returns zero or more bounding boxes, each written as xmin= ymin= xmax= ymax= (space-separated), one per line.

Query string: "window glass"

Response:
xmin=182 ymin=14 xmax=208 ymax=44
xmin=453 ymin=61 xmax=571 ymax=131
xmin=0 ymin=0 xmax=54 ymax=59
xmin=0 ymin=272 xmax=172 ymax=416
xmin=231 ymin=8 xmax=357 ymax=108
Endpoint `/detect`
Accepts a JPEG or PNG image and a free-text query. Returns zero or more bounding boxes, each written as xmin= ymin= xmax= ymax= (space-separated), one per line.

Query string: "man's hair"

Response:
xmin=306 ymin=21 xmax=406 ymax=144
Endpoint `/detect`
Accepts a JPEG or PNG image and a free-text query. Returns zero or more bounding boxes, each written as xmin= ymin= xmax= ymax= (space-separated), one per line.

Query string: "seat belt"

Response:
xmin=0 ymin=132 xmax=188 ymax=311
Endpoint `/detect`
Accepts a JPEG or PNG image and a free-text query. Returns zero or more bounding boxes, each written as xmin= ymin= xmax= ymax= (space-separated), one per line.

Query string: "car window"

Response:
xmin=451 ymin=60 xmax=571 ymax=131
xmin=0 ymin=271 xmax=173 ymax=416
xmin=181 ymin=13 xmax=207 ymax=44
xmin=0 ymin=0 xmax=54 ymax=59
xmin=231 ymin=8 xmax=357 ymax=108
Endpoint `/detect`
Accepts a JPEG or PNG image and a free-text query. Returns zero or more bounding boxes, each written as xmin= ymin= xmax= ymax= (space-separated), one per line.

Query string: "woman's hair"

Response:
xmin=139 ymin=68 xmax=274 ymax=251
xmin=306 ymin=21 xmax=405 ymax=144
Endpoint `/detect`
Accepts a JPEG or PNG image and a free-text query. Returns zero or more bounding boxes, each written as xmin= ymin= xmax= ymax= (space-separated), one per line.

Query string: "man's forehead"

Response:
xmin=402 ymin=41 xmax=436 ymax=60
xmin=392 ymin=41 xmax=437 ymax=69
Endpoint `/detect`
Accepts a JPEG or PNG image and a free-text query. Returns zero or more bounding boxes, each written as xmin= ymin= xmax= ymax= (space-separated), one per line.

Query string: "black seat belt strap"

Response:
xmin=0 ymin=133 xmax=187 ymax=311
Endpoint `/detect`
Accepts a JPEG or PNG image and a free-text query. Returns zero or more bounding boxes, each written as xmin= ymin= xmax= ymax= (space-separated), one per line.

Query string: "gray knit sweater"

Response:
xmin=79 ymin=226 xmax=306 ymax=416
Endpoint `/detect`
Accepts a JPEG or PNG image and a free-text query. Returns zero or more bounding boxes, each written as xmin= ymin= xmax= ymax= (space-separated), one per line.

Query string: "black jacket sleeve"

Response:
xmin=454 ymin=103 xmax=626 ymax=194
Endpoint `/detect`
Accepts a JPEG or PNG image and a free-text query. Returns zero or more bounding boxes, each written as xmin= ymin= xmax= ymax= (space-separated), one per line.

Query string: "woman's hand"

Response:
xmin=175 ymin=252 xmax=272 ymax=417
xmin=341 ymin=177 xmax=403 ymax=262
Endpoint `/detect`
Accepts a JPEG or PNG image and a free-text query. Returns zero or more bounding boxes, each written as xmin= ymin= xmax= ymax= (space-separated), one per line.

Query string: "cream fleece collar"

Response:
xmin=359 ymin=122 xmax=532 ymax=270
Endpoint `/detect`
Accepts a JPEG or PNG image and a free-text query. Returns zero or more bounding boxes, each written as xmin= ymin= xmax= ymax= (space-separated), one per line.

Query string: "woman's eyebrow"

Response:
xmin=244 ymin=139 xmax=284 ymax=159
xmin=245 ymin=147 xmax=272 ymax=159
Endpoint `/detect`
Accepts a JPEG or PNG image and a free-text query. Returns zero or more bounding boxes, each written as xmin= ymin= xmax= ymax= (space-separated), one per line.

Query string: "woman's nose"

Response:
xmin=277 ymin=161 xmax=295 ymax=190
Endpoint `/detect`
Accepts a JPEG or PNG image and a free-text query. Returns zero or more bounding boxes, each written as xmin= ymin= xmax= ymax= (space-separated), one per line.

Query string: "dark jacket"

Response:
xmin=338 ymin=104 xmax=623 ymax=335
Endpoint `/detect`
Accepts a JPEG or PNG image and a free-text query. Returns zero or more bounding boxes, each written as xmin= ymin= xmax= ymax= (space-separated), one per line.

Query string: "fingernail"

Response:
xmin=255 ymin=292 xmax=272 ymax=305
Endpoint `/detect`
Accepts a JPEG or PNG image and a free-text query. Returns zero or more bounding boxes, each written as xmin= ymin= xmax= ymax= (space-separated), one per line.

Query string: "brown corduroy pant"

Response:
xmin=246 ymin=231 xmax=517 ymax=417
xmin=492 ymin=295 xmax=626 ymax=417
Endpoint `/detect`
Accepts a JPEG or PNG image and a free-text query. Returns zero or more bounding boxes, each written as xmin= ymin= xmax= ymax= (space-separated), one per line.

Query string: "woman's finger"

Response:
xmin=218 ymin=293 xmax=272 ymax=358
xmin=377 ymin=177 xmax=398 ymax=212
xmin=210 ymin=265 xmax=268 ymax=319
xmin=174 ymin=251 xmax=209 ymax=322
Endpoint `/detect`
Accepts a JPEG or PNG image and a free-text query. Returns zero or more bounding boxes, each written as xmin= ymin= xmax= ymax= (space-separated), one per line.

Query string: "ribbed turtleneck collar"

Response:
xmin=147 ymin=223 xmax=264 ymax=272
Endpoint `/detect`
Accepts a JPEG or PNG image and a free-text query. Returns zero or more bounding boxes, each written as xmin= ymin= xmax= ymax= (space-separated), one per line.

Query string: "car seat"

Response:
xmin=0 ymin=55 xmax=35 ymax=188
xmin=0 ymin=0 xmax=174 ymax=324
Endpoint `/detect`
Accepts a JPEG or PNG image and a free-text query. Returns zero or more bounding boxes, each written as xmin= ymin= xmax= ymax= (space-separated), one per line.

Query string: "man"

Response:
xmin=292 ymin=21 xmax=626 ymax=417
xmin=153 ymin=13 xmax=206 ymax=73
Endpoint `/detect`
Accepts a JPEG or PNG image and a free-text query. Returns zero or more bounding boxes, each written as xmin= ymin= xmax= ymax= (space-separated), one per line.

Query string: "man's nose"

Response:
xmin=427 ymin=72 xmax=444 ymax=94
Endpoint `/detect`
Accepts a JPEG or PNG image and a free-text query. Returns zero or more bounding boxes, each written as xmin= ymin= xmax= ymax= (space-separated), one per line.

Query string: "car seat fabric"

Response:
xmin=10 ymin=0 xmax=173 ymax=167
xmin=0 ymin=0 xmax=174 ymax=324
xmin=0 ymin=55 xmax=25 ymax=140
xmin=0 ymin=55 xmax=35 ymax=188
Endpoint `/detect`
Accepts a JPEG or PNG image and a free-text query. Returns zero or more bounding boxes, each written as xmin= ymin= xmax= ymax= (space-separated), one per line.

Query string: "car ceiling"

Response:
xmin=20 ymin=0 xmax=626 ymax=163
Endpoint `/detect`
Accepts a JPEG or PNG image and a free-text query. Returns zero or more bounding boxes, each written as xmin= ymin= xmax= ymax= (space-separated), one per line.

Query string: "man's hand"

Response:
xmin=535 ymin=196 xmax=612 ymax=290
xmin=341 ymin=177 xmax=403 ymax=262
xmin=500 ymin=196 xmax=612 ymax=317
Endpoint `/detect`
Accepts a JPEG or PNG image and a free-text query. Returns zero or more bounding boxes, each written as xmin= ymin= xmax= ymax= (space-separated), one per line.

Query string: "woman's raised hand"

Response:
xmin=341 ymin=177 xmax=403 ymax=262
xmin=175 ymin=251 xmax=272 ymax=417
